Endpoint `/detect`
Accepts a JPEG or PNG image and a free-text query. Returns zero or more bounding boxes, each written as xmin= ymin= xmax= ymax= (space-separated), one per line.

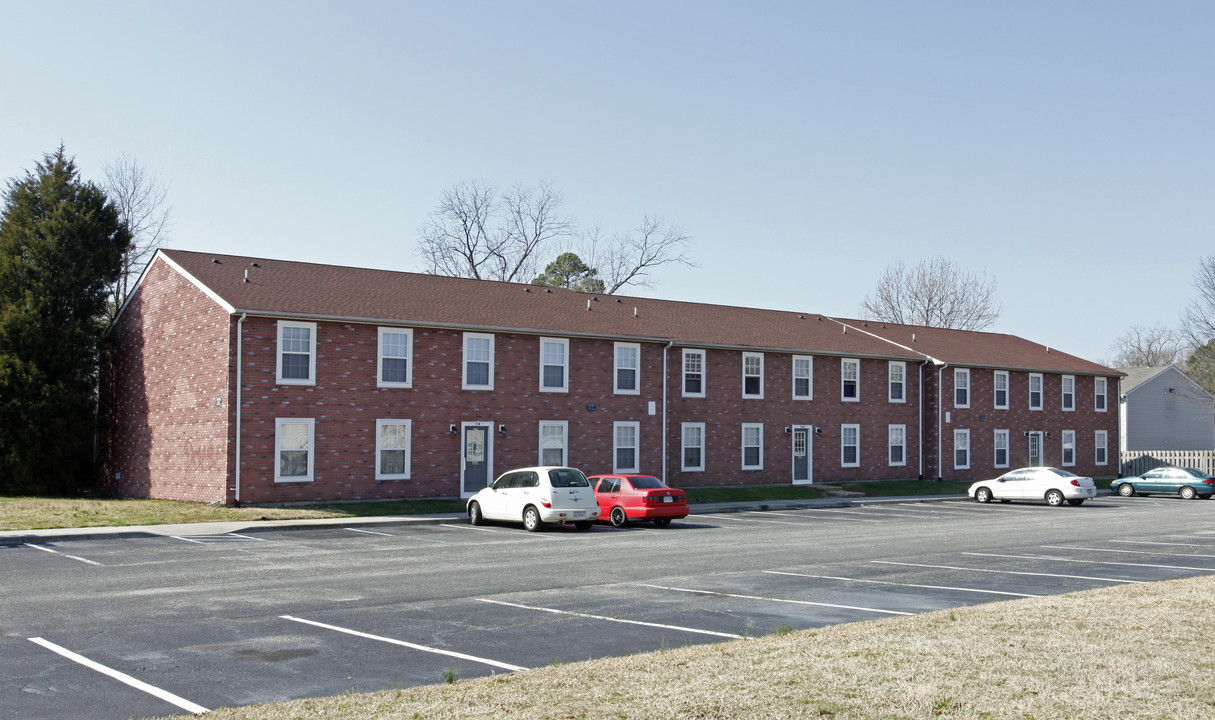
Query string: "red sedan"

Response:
xmin=587 ymin=474 xmax=689 ymax=527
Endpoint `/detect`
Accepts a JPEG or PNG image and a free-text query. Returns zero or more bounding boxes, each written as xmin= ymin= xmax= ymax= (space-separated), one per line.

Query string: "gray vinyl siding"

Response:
xmin=1121 ymin=368 xmax=1215 ymax=451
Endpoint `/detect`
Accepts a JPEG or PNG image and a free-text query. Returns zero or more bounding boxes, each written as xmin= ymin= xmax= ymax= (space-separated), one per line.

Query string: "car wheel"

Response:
xmin=975 ymin=487 xmax=993 ymax=504
xmin=610 ymin=506 xmax=628 ymax=528
xmin=1117 ymin=483 xmax=1135 ymax=497
xmin=573 ymin=520 xmax=593 ymax=531
xmin=468 ymin=501 xmax=484 ymax=526
xmin=522 ymin=506 xmax=543 ymax=532
xmin=1180 ymin=486 xmax=1198 ymax=500
xmin=1067 ymin=499 xmax=1085 ymax=506
xmin=1045 ymin=490 xmax=1065 ymax=506
xmin=653 ymin=517 xmax=673 ymax=527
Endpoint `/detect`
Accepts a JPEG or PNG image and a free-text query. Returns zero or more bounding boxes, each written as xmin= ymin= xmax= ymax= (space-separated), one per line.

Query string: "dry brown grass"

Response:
xmin=172 ymin=575 xmax=1215 ymax=720
xmin=0 ymin=496 xmax=344 ymax=531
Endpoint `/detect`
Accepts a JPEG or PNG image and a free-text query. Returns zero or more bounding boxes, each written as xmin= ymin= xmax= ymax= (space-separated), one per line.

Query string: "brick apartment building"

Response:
xmin=100 ymin=249 xmax=1122 ymax=505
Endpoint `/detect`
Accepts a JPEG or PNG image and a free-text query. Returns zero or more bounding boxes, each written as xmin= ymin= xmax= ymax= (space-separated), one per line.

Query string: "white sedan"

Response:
xmin=969 ymin=467 xmax=1097 ymax=506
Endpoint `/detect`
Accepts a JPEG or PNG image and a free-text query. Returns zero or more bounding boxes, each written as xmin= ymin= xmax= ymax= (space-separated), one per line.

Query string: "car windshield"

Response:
xmin=548 ymin=468 xmax=590 ymax=488
xmin=628 ymin=476 xmax=666 ymax=489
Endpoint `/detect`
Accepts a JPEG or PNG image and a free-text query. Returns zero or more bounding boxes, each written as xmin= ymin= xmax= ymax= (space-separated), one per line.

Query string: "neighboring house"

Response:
xmin=100 ymin=250 xmax=1122 ymax=505
xmin=1118 ymin=366 xmax=1215 ymax=451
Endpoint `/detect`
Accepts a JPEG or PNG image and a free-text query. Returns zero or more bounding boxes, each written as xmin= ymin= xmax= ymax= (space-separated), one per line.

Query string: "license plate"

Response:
xmin=662 ymin=496 xmax=673 ymax=503
xmin=572 ymin=511 xmax=585 ymax=519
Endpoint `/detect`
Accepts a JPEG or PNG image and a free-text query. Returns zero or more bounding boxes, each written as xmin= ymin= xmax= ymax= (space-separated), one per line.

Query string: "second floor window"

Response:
xmin=793 ymin=355 xmax=813 ymax=399
xmin=954 ymin=369 xmax=970 ymax=408
xmin=683 ymin=349 xmax=705 ymax=397
xmin=994 ymin=371 xmax=1009 ymax=409
xmin=1095 ymin=377 xmax=1108 ymax=411
xmin=377 ymin=328 xmax=412 ymax=387
xmin=1062 ymin=375 xmax=1075 ymax=411
xmin=889 ymin=362 xmax=905 ymax=402
xmin=615 ymin=343 xmax=640 ymax=394
xmin=1029 ymin=373 xmax=1043 ymax=410
xmin=540 ymin=338 xmax=568 ymax=392
xmin=277 ymin=321 xmax=317 ymax=385
xmin=743 ymin=353 xmax=763 ymax=398
xmin=463 ymin=333 xmax=494 ymax=390
xmin=842 ymin=359 xmax=859 ymax=401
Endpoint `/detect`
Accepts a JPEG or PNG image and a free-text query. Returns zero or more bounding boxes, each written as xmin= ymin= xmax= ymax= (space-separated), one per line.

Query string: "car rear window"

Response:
xmin=548 ymin=468 xmax=590 ymax=488
xmin=628 ymin=476 xmax=665 ymax=489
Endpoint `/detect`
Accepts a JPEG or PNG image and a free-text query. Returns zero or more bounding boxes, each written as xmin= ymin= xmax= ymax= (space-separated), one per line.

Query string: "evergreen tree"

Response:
xmin=531 ymin=252 xmax=606 ymax=293
xmin=0 ymin=147 xmax=128 ymax=493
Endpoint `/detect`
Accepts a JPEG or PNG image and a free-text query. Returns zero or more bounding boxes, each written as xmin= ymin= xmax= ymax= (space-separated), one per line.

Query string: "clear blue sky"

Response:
xmin=3 ymin=1 xmax=1211 ymax=364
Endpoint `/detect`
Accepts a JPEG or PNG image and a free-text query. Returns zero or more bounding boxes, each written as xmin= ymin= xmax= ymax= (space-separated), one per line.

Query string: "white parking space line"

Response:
xmin=344 ymin=528 xmax=394 ymax=537
xmin=1041 ymin=545 xmax=1215 ymax=560
xmin=872 ymin=560 xmax=1141 ymax=584
xmin=281 ymin=615 xmax=527 ymax=672
xmin=639 ymin=583 xmax=913 ymax=616
xmin=1111 ymin=539 xmax=1215 ymax=549
xmin=962 ymin=551 xmax=1211 ymax=573
xmin=763 ymin=570 xmax=1041 ymax=598
xmin=23 ymin=543 xmax=102 ymax=566
xmin=477 ymin=598 xmax=748 ymax=640
xmin=440 ymin=523 xmax=502 ymax=533
xmin=170 ymin=533 xmax=267 ymax=544
xmin=710 ymin=514 xmax=811 ymax=526
xmin=28 ymin=637 xmax=209 ymax=715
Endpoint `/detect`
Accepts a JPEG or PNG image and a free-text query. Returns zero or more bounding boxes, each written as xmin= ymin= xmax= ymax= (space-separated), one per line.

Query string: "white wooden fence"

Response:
xmin=1120 ymin=450 xmax=1215 ymax=476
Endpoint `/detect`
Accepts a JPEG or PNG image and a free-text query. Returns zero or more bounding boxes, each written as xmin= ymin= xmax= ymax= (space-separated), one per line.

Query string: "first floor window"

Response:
xmin=376 ymin=420 xmax=411 ymax=479
xmin=742 ymin=423 xmax=763 ymax=469
xmin=1095 ymin=430 xmax=1108 ymax=465
xmin=682 ymin=423 xmax=705 ymax=471
xmin=614 ymin=422 xmax=639 ymax=473
xmin=539 ymin=421 xmax=568 ymax=466
xmin=1062 ymin=430 xmax=1076 ymax=466
xmin=841 ymin=424 xmax=859 ymax=467
xmin=888 ymin=424 xmax=906 ymax=466
xmin=275 ymin=418 xmax=315 ymax=482
xmin=954 ymin=429 xmax=970 ymax=470
xmin=994 ymin=429 xmax=1009 ymax=468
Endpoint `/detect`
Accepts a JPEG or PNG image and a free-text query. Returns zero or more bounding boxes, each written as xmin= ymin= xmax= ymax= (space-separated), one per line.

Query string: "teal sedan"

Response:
xmin=1111 ymin=467 xmax=1215 ymax=500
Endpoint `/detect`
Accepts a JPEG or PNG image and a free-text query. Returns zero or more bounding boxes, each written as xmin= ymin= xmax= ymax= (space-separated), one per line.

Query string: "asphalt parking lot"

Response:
xmin=4 ymin=494 xmax=1214 ymax=719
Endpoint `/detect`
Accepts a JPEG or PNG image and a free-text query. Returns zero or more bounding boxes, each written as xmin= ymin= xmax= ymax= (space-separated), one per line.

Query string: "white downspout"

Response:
xmin=235 ymin=313 xmax=246 ymax=506
xmin=662 ymin=340 xmax=674 ymax=482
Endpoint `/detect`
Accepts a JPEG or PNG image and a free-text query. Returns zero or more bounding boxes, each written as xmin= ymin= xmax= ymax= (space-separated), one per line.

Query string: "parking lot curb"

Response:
xmin=0 ymin=494 xmax=974 ymax=545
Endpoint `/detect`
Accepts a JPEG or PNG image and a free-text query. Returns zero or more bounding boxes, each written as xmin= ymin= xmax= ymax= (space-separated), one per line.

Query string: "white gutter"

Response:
xmin=234 ymin=313 xmax=246 ymax=506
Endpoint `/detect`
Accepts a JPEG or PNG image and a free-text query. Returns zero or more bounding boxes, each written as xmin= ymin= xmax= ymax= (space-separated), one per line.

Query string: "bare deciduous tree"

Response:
xmin=1107 ymin=323 xmax=1183 ymax=367
xmin=1181 ymin=255 xmax=1215 ymax=346
xmin=859 ymin=255 xmax=1000 ymax=331
xmin=578 ymin=215 xmax=695 ymax=294
xmin=102 ymin=155 xmax=171 ymax=319
xmin=416 ymin=180 xmax=573 ymax=283
xmin=418 ymin=181 xmax=694 ymax=294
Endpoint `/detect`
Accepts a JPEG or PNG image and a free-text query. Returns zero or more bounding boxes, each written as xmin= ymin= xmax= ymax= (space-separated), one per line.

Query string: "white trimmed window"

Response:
xmin=683 ymin=349 xmax=705 ymax=397
xmin=994 ymin=429 xmax=1010 ymax=468
xmin=539 ymin=338 xmax=569 ymax=393
xmin=463 ymin=332 xmax=494 ymax=390
xmin=741 ymin=423 xmax=763 ymax=470
xmin=377 ymin=328 xmax=413 ymax=388
xmin=993 ymin=371 xmax=1009 ymax=410
xmin=1095 ymin=430 xmax=1108 ymax=465
xmin=277 ymin=321 xmax=317 ymax=385
xmin=888 ymin=361 xmax=906 ymax=403
xmin=841 ymin=358 xmax=860 ymax=401
xmin=1094 ymin=377 xmax=1108 ymax=412
xmin=614 ymin=342 xmax=640 ymax=395
xmin=841 ymin=424 xmax=860 ymax=467
xmin=793 ymin=355 xmax=813 ymax=400
xmin=275 ymin=418 xmax=315 ymax=482
xmin=954 ymin=368 xmax=970 ymax=408
xmin=539 ymin=421 xmax=568 ymax=466
xmin=682 ymin=422 xmax=705 ymax=472
xmin=743 ymin=352 xmax=764 ymax=398
xmin=1029 ymin=373 xmax=1043 ymax=411
xmin=613 ymin=421 xmax=640 ymax=473
xmin=1061 ymin=430 xmax=1076 ymax=467
xmin=1062 ymin=375 xmax=1075 ymax=411
xmin=954 ymin=429 xmax=970 ymax=470
xmin=888 ymin=424 xmax=906 ymax=466
xmin=375 ymin=419 xmax=411 ymax=479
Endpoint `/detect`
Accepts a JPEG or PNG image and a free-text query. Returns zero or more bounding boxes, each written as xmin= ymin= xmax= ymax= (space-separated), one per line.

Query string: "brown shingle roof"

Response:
xmin=154 ymin=249 xmax=1118 ymax=374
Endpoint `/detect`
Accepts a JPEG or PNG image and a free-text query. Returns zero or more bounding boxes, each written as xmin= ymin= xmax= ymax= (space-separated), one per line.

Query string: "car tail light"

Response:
xmin=539 ymin=498 xmax=552 ymax=508
xmin=1203 ymin=479 xmax=1215 ymax=485
xmin=1069 ymin=479 xmax=1080 ymax=487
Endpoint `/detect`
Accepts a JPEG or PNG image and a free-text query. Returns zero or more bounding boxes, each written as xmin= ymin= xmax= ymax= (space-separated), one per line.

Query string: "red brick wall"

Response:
xmin=101 ymin=258 xmax=232 ymax=502
xmin=929 ymin=367 xmax=1120 ymax=481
